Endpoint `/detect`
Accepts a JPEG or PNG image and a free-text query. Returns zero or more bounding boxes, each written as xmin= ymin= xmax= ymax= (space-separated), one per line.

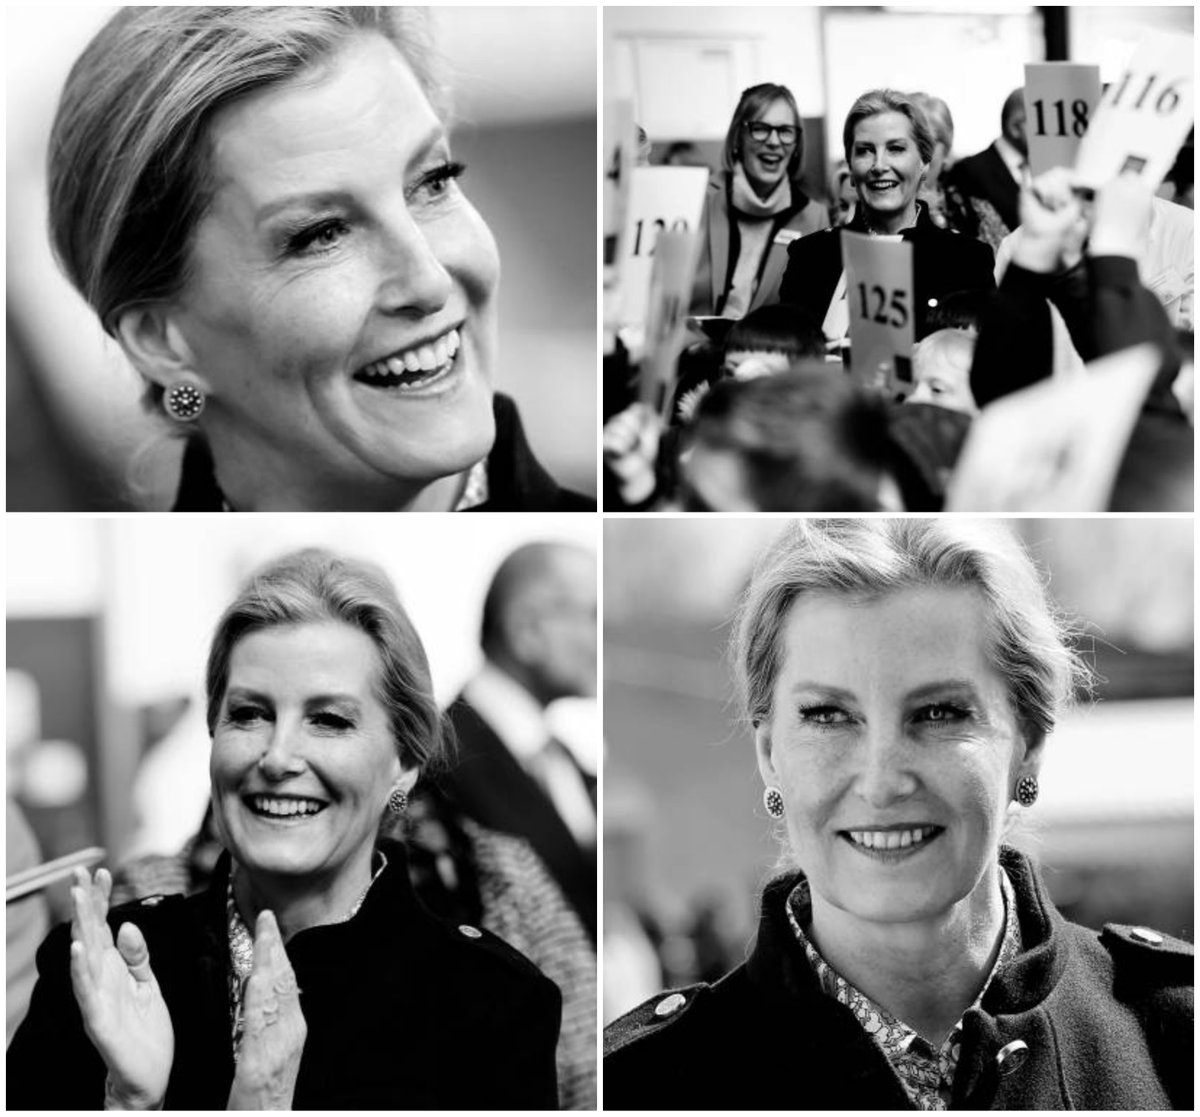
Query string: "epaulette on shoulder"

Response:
xmin=437 ymin=919 xmax=548 ymax=983
xmin=604 ymin=984 xmax=707 ymax=1057
xmin=1101 ymin=923 xmax=1194 ymax=974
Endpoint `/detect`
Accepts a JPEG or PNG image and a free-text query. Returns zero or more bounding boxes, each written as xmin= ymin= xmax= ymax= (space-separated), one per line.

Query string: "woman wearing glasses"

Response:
xmin=690 ymin=84 xmax=830 ymax=320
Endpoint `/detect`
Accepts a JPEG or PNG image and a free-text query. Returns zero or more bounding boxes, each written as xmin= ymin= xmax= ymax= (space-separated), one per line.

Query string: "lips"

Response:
xmin=244 ymin=793 xmax=328 ymax=819
xmin=353 ymin=326 xmax=462 ymax=390
xmin=841 ymin=824 xmax=943 ymax=852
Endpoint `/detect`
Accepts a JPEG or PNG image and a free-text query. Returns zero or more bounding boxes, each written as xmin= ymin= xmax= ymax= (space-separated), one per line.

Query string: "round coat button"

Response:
xmin=995 ymin=1039 xmax=1029 ymax=1075
xmin=1130 ymin=926 xmax=1163 ymax=945
xmin=458 ymin=924 xmax=482 ymax=939
xmin=654 ymin=993 xmax=687 ymax=1017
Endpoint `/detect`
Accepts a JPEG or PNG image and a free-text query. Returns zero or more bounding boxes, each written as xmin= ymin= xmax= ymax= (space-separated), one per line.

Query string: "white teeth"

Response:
xmin=250 ymin=795 xmax=324 ymax=818
xmin=433 ymin=336 xmax=448 ymax=366
xmin=386 ymin=356 xmax=407 ymax=377
xmin=848 ymin=826 xmax=935 ymax=850
xmin=358 ymin=327 xmax=461 ymax=381
xmin=402 ymin=349 xmax=422 ymax=373
xmin=416 ymin=345 xmax=436 ymax=371
xmin=446 ymin=329 xmax=460 ymax=356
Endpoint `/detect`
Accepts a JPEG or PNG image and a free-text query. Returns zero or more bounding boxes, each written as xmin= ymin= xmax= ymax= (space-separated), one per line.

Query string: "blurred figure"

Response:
xmin=828 ymin=160 xmax=857 ymax=227
xmin=907 ymin=328 xmax=979 ymax=415
xmin=6 ymin=801 xmax=50 ymax=1045
xmin=439 ymin=543 xmax=599 ymax=939
xmin=663 ymin=140 xmax=708 ymax=170
xmin=680 ymin=372 xmax=898 ymax=512
xmin=947 ymin=87 xmax=1027 ymax=249
xmin=910 ymin=91 xmax=955 ymax=228
xmin=780 ymin=89 xmax=994 ymax=345
xmin=691 ymin=83 xmax=830 ymax=320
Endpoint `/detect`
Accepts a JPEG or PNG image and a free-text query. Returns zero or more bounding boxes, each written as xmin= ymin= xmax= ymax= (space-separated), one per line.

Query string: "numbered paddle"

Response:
xmin=1074 ymin=30 xmax=1194 ymax=190
xmin=1024 ymin=63 xmax=1101 ymax=176
xmin=841 ymin=231 xmax=915 ymax=394
xmin=640 ymin=229 xmax=701 ymax=418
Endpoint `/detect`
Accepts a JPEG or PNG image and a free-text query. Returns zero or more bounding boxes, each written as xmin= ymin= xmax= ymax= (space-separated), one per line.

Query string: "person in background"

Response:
xmin=828 ymin=160 xmax=857 ymax=227
xmin=6 ymin=801 xmax=50 ymax=1045
xmin=663 ymin=141 xmax=709 ymax=170
xmin=946 ymin=87 xmax=1027 ymax=250
xmin=779 ymin=89 xmax=994 ymax=347
xmin=438 ymin=544 xmax=598 ymax=941
xmin=605 ymin=519 xmax=1193 ymax=1110
xmin=910 ymin=92 xmax=956 ymax=229
xmin=906 ymin=329 xmax=979 ymax=415
xmin=691 ymin=83 xmax=830 ymax=320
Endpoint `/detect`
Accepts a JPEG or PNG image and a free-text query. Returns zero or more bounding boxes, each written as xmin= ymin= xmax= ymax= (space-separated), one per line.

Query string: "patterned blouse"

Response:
xmin=785 ymin=869 xmax=1022 ymax=1111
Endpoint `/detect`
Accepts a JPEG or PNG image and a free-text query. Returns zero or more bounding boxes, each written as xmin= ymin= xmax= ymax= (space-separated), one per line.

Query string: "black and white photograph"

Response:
xmin=7 ymin=514 xmax=598 ymax=1108
xmin=602 ymin=6 xmax=1193 ymax=513
xmin=603 ymin=517 xmax=1193 ymax=1109
xmin=8 ymin=6 xmax=597 ymax=511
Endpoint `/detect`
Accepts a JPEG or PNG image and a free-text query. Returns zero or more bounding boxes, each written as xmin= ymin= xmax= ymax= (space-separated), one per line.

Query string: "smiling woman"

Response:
xmin=604 ymin=519 xmax=1193 ymax=1111
xmin=44 ymin=7 xmax=591 ymax=511
xmin=7 ymin=549 xmax=562 ymax=1109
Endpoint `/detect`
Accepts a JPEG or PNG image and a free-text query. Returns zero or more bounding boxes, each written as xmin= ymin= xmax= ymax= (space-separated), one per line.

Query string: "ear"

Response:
xmin=1017 ymin=722 xmax=1046 ymax=779
xmin=391 ymin=763 xmax=419 ymax=797
xmin=754 ymin=720 xmax=779 ymax=789
xmin=114 ymin=305 xmax=212 ymax=396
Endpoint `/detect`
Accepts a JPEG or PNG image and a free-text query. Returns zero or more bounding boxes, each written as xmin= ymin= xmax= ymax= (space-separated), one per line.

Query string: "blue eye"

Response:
xmin=286 ymin=218 xmax=350 ymax=256
xmin=798 ymin=705 xmax=852 ymax=727
xmin=916 ymin=703 xmax=968 ymax=725
xmin=412 ymin=160 xmax=466 ymax=203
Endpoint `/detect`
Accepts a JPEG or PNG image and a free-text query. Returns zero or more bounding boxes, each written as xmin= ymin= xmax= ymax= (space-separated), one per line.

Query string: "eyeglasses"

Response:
xmin=745 ymin=122 xmax=798 ymax=145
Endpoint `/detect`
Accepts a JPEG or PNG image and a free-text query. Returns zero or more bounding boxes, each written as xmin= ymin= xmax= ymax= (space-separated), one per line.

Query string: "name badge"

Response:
xmin=773 ymin=228 xmax=803 ymax=247
xmin=1145 ymin=266 xmax=1186 ymax=305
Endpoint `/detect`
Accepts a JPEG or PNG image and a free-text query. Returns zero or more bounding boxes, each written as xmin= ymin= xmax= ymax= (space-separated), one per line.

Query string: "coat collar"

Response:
xmin=846 ymin=197 xmax=936 ymax=240
xmin=745 ymin=846 xmax=1068 ymax=1013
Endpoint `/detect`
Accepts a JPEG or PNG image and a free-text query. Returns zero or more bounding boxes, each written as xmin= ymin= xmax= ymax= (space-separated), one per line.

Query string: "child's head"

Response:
xmin=907 ymin=328 xmax=978 ymax=415
xmin=722 ymin=305 xmax=825 ymax=380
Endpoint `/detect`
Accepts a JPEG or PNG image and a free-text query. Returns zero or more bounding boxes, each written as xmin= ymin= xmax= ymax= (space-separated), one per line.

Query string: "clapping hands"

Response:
xmin=68 ymin=867 xmax=173 ymax=1110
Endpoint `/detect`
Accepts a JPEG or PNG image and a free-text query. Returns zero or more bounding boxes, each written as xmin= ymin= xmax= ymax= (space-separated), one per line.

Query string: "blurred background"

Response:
xmin=6 ymin=514 xmax=599 ymax=926
xmin=603 ymin=517 xmax=1193 ymax=1022
xmin=6 ymin=5 xmax=597 ymax=509
xmin=605 ymin=5 xmax=1193 ymax=206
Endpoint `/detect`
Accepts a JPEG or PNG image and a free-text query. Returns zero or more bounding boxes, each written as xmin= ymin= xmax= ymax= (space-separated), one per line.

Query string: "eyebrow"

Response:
xmin=788 ymin=679 xmax=983 ymax=703
xmin=252 ymin=123 xmax=448 ymax=225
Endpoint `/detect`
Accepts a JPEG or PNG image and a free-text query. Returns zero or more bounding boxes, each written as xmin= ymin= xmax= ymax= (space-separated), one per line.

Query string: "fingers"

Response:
xmin=115 ymin=922 xmax=155 ymax=984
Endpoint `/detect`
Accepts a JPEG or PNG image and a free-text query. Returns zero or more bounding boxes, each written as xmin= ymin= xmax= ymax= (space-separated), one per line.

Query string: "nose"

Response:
xmin=257 ymin=720 xmax=307 ymax=781
xmin=376 ymin=210 xmax=453 ymax=317
xmin=853 ymin=725 xmax=919 ymax=808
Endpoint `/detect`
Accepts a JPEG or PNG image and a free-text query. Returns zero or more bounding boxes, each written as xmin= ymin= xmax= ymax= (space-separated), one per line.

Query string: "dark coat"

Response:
xmin=777 ymin=203 xmax=995 ymax=340
xmin=604 ymin=848 xmax=1193 ymax=1110
xmin=690 ymin=170 xmax=831 ymax=317
xmin=438 ymin=696 xmax=597 ymax=942
xmin=173 ymin=392 xmax=593 ymax=512
xmin=948 ymin=143 xmax=1021 ymax=233
xmin=8 ymin=840 xmax=561 ymax=1110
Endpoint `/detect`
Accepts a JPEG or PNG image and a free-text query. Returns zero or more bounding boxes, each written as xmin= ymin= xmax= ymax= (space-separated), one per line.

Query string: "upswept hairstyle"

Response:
xmin=48 ymin=7 xmax=442 ymax=342
xmin=910 ymin=91 xmax=955 ymax=156
xmin=731 ymin=520 xmax=1086 ymax=745
xmin=842 ymin=88 xmax=935 ymax=166
xmin=206 ymin=548 xmax=445 ymax=772
xmin=723 ymin=83 xmax=807 ymax=188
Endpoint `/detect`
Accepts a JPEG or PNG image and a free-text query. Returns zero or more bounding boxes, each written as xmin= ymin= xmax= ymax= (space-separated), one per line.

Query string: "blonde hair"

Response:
xmin=732 ymin=520 xmax=1087 ymax=745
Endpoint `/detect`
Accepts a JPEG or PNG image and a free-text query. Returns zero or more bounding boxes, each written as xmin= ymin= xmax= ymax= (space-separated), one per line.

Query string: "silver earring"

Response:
xmin=387 ymin=787 xmax=409 ymax=815
xmin=1015 ymin=775 xmax=1038 ymax=807
xmin=763 ymin=786 xmax=785 ymax=818
xmin=163 ymin=381 xmax=205 ymax=422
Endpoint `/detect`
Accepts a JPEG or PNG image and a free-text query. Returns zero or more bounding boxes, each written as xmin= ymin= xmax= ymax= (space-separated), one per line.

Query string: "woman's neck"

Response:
xmin=205 ymin=427 xmax=467 ymax=511
xmin=864 ymin=201 xmax=919 ymax=236
xmin=807 ymin=862 xmax=1006 ymax=1044
xmin=232 ymin=852 xmax=375 ymax=944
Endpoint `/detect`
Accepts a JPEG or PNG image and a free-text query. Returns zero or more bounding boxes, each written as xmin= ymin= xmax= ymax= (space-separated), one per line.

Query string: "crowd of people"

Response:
xmin=604 ymin=79 xmax=1194 ymax=512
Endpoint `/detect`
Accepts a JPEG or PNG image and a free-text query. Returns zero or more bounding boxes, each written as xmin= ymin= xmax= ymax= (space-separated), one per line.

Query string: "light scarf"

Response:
xmin=724 ymin=163 xmax=793 ymax=319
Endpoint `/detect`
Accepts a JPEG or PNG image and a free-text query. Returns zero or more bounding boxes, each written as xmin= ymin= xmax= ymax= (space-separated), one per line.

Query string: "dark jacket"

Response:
xmin=691 ymin=170 xmax=831 ymax=318
xmin=173 ymin=392 xmax=593 ymax=512
xmin=438 ymin=696 xmax=598 ymax=943
xmin=777 ymin=203 xmax=995 ymax=340
xmin=948 ymin=143 xmax=1021 ymax=234
xmin=604 ymin=848 xmax=1193 ymax=1110
xmin=8 ymin=841 xmax=562 ymax=1110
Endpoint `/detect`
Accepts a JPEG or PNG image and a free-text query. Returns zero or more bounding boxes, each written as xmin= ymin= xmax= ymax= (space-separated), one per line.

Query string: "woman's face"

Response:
xmin=755 ymin=586 xmax=1035 ymax=926
xmin=849 ymin=111 xmax=929 ymax=224
xmin=171 ymin=33 xmax=499 ymax=492
xmin=741 ymin=98 xmax=798 ymax=196
xmin=211 ymin=620 xmax=410 ymax=887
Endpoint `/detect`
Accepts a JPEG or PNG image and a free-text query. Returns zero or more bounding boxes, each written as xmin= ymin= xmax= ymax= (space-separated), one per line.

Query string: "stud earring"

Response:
xmin=763 ymin=786 xmax=785 ymax=819
xmin=163 ymin=381 xmax=206 ymax=422
xmin=387 ymin=787 xmax=409 ymax=815
xmin=1015 ymin=775 xmax=1039 ymax=807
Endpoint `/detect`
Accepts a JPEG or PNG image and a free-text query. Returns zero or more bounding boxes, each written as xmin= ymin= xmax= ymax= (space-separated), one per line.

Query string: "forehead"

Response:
xmin=852 ymin=111 xmax=915 ymax=145
xmin=773 ymin=586 xmax=1001 ymax=694
xmin=205 ymin=32 xmax=439 ymax=209
xmin=752 ymin=98 xmax=797 ymax=125
xmin=229 ymin=621 xmax=382 ymax=694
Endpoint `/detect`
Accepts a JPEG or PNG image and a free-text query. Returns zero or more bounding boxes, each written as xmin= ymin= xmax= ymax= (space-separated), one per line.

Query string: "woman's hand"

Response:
xmin=68 ymin=867 xmax=174 ymax=1110
xmin=227 ymin=911 xmax=307 ymax=1111
xmin=603 ymin=403 xmax=662 ymax=505
xmin=1012 ymin=168 xmax=1088 ymax=274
